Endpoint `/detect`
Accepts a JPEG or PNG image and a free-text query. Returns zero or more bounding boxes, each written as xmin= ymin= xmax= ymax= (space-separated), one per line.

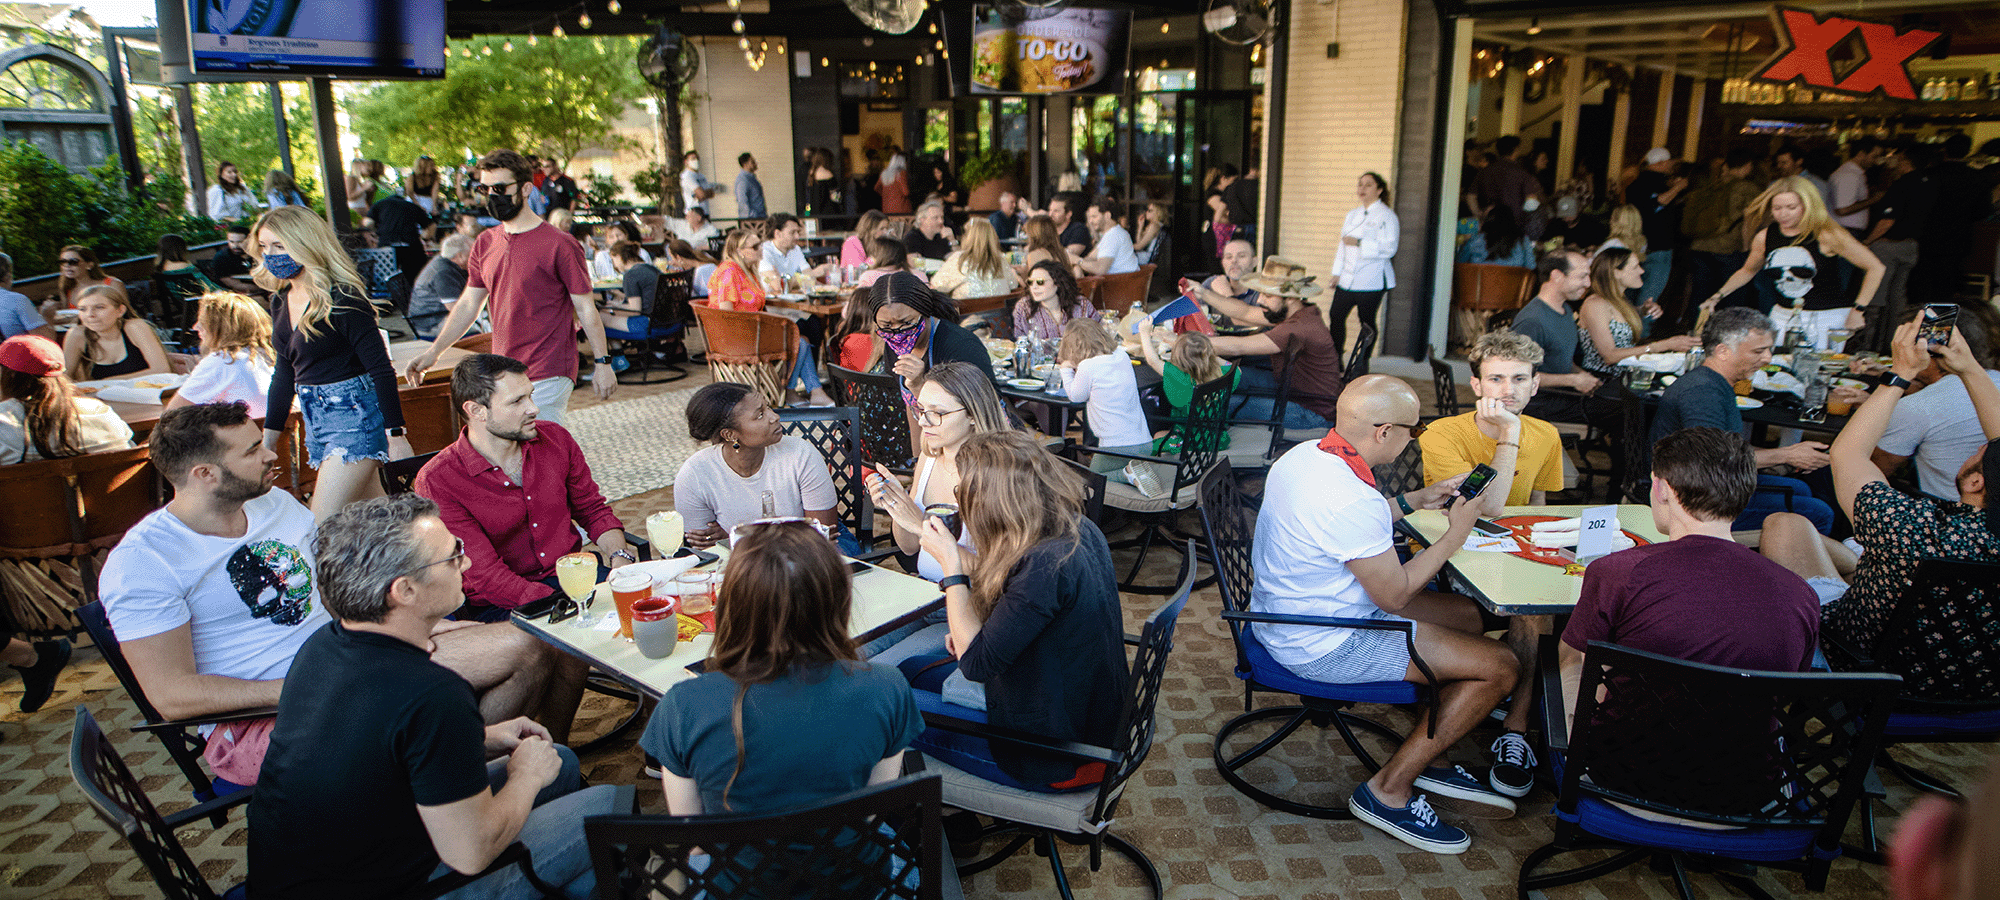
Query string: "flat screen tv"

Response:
xmin=946 ymin=4 xmax=1131 ymax=96
xmin=185 ymin=0 xmax=446 ymax=79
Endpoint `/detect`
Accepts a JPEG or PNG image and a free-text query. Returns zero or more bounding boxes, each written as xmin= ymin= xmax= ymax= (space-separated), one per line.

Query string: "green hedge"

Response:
xmin=0 ymin=141 xmax=217 ymax=279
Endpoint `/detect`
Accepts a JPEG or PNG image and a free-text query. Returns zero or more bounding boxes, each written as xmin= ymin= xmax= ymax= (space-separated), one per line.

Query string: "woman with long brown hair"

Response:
xmin=841 ymin=209 xmax=888 ymax=269
xmin=1 ymin=334 xmax=133 ymax=464
xmin=406 ymin=154 xmax=441 ymax=215
xmin=60 ymin=285 xmax=170 ymax=381
xmin=897 ymin=429 xmax=1128 ymax=792
xmin=639 ymin=518 xmax=920 ymax=815
xmin=1577 ymin=247 xmax=1697 ymax=377
xmin=1015 ymin=214 xmax=1068 ymax=279
xmin=1011 ymin=258 xmax=1094 ymax=344
xmin=44 ymin=245 xmax=124 ymax=321
xmin=866 ymin=361 xmax=1014 ymax=581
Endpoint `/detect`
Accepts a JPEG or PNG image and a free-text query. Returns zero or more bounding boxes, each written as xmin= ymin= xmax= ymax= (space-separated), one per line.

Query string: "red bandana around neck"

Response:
xmin=1316 ymin=431 xmax=1377 ymax=487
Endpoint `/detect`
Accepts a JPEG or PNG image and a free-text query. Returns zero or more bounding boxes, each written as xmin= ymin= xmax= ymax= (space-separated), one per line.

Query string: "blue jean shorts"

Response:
xmin=295 ymin=373 xmax=388 ymax=468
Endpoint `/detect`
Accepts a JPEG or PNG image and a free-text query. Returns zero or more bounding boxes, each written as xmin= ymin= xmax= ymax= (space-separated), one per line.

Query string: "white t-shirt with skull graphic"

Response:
xmin=101 ymin=489 xmax=328 ymax=691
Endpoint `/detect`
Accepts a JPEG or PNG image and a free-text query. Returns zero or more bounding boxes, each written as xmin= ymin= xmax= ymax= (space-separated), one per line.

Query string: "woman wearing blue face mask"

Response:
xmin=253 ymin=205 xmax=411 ymax=523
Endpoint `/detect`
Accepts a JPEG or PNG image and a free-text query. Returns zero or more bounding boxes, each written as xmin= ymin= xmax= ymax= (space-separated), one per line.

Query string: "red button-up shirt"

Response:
xmin=414 ymin=421 xmax=624 ymax=609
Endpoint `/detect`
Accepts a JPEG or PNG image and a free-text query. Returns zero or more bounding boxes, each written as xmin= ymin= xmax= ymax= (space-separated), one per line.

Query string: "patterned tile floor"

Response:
xmin=0 ymin=368 xmax=1975 ymax=899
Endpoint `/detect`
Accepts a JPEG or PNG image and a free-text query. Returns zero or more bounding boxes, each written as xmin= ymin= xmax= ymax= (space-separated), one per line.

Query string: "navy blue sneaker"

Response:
xmin=1488 ymin=731 xmax=1537 ymax=798
xmin=1414 ymin=763 xmax=1517 ymax=817
xmin=1348 ymin=782 xmax=1471 ymax=855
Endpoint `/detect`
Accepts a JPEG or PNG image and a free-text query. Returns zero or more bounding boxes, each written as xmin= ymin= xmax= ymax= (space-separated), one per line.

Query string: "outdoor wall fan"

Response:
xmin=844 ymin=0 xmax=926 ymax=34
xmin=1203 ymin=0 xmax=1273 ymax=45
xmin=638 ymin=26 xmax=700 ymax=91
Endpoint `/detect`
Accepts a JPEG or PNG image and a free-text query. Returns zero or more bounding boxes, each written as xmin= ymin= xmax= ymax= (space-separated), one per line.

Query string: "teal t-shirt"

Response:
xmin=641 ymin=659 xmax=922 ymax=814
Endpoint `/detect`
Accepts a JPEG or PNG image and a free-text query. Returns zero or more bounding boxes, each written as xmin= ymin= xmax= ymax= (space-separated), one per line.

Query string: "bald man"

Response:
xmin=1250 ymin=375 xmax=1520 ymax=854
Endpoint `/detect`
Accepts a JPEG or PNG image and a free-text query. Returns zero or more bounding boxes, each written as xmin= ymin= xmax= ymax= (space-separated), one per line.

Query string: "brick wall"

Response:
xmin=689 ymin=37 xmax=797 ymax=220
xmin=1270 ymin=0 xmax=1409 ymax=283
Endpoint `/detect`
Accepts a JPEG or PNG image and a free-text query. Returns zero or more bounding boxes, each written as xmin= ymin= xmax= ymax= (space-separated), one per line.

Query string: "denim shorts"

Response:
xmin=295 ymin=373 xmax=388 ymax=468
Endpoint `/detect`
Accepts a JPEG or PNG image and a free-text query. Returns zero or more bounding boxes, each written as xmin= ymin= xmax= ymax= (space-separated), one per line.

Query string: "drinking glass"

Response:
xmin=674 ymin=572 xmax=717 ymax=631
xmin=1826 ymin=328 xmax=1854 ymax=352
xmin=608 ymin=570 xmax=652 ymax=640
xmin=646 ymin=510 xmax=684 ymax=555
xmin=555 ymin=553 xmax=598 ymax=629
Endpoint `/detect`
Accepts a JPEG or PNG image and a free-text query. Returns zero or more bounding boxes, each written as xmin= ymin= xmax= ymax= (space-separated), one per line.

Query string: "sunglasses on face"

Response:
xmin=1027 ymin=278 xmax=1051 ymax=287
xmin=1376 ymin=421 xmax=1428 ymax=439
xmin=60 ymin=258 xmax=82 ymax=265
xmin=401 ymin=538 xmax=467 ymax=579
xmin=474 ymin=182 xmax=520 ymax=195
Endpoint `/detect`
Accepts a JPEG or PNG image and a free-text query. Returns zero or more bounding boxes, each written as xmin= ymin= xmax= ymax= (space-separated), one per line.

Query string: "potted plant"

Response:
xmin=959 ymin=147 xmax=1021 ymax=211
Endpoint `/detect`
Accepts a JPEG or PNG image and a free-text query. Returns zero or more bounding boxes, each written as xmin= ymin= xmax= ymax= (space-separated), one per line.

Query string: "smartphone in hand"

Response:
xmin=1458 ymin=464 xmax=1498 ymax=500
xmin=1919 ymin=304 xmax=1958 ymax=351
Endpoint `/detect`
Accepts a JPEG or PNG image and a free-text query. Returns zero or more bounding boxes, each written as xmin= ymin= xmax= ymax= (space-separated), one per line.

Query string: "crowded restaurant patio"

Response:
xmin=2 ymin=0 xmax=2000 ymax=898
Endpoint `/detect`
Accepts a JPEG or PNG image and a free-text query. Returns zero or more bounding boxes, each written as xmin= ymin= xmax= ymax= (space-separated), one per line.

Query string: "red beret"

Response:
xmin=0 ymin=334 xmax=64 ymax=377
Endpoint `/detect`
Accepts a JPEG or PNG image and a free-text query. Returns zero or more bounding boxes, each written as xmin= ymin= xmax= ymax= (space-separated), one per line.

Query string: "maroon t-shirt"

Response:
xmin=466 ymin=222 xmax=591 ymax=381
xmin=1562 ymin=535 xmax=1820 ymax=672
xmin=1264 ymin=302 xmax=1345 ymax=420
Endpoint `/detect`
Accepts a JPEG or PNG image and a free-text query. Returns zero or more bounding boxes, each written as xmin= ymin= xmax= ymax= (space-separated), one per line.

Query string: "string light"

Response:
xmin=528 ymin=34 xmax=538 ymax=45
xmin=552 ymin=22 xmax=565 ymax=37
xmin=1160 ymin=20 xmax=1170 ymax=33
xmin=731 ymin=17 xmax=745 ymax=33
xmin=503 ymin=40 xmax=513 ymax=51
xmin=607 ymin=0 xmax=620 ymax=12
xmin=481 ymin=44 xmax=492 ymax=55
xmin=928 ymin=22 xmax=937 ymax=34
xmin=1250 ymin=43 xmax=1260 ymax=64
xmin=578 ymin=10 xmax=592 ymax=29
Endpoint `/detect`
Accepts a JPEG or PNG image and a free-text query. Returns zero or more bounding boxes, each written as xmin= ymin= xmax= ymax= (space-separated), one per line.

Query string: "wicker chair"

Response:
xmin=1095 ymin=264 xmax=1156 ymax=314
xmin=690 ymin=304 xmax=799 ymax=408
xmin=0 ymin=447 xmax=163 ymax=635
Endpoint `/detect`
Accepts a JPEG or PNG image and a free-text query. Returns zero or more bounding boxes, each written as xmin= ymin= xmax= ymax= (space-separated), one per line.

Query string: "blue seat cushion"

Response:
xmin=1237 ymin=625 xmax=1418 ymax=705
xmin=604 ymin=316 xmax=684 ymax=341
xmin=1887 ymin=706 xmax=2000 ymax=736
xmin=913 ymin=687 xmax=989 ymax=725
xmin=1560 ymin=795 xmax=1821 ymax=863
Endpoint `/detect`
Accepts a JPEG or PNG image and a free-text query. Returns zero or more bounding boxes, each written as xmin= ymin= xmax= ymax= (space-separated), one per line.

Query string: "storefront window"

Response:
xmin=1132 ymin=94 xmax=1178 ymax=202
xmin=1072 ymin=95 xmax=1124 ymax=197
xmin=998 ymin=97 xmax=1028 ymax=155
xmin=922 ymin=108 xmax=950 ymax=155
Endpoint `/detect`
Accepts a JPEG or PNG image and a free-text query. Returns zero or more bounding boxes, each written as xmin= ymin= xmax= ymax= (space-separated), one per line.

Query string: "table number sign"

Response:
xmin=1575 ymin=505 xmax=1619 ymax=563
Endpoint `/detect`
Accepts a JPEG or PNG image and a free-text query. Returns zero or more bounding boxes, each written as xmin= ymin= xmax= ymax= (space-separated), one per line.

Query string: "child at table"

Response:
xmin=1057 ymin=318 xmax=1154 ymax=488
xmin=166 ymin=291 xmax=276 ymax=418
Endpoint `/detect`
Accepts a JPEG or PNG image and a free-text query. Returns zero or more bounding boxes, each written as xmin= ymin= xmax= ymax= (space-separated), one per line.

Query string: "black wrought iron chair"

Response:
xmin=1223 ymin=338 xmax=1335 ymax=478
xmin=377 ymin=451 xmax=440 ymax=496
xmin=1083 ymin=374 xmax=1233 ymax=594
xmin=1427 ymin=345 xmax=1463 ymax=419
xmin=1056 ymin=455 xmax=1107 ymax=527
xmin=1526 ymin=638 xmax=1899 ymax=899
xmin=1372 ymin=440 xmax=1426 ymax=499
xmin=827 ymin=363 xmax=916 ymax=473
xmin=1823 ymin=558 xmax=2000 ymax=860
xmin=778 ymin=406 xmax=888 ymax=558
xmin=69 ymin=706 xmax=563 ymax=900
xmin=74 ymin=602 xmax=273 ymax=822
xmin=920 ymin=551 xmax=1194 ymax=900
xmin=606 ymin=268 xmax=693 ymax=385
xmin=584 ymin=773 xmax=950 ymax=900
xmin=1343 ymin=321 xmax=1377 ymax=384
xmin=1198 ymin=461 xmax=1436 ymax=818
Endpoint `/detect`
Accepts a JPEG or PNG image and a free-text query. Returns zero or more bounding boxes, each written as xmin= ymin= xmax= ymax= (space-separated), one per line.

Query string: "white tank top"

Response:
xmin=912 ymin=455 xmax=977 ymax=582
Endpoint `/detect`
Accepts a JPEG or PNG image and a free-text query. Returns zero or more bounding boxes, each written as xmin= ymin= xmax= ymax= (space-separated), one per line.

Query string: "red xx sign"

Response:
xmin=1749 ymin=6 xmax=1942 ymax=100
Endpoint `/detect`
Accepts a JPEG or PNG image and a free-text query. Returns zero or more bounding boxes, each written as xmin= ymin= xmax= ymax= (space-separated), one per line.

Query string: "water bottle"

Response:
xmin=1793 ymin=347 xmax=1819 ymax=380
xmin=1012 ymin=339 xmax=1032 ymax=376
xmin=1800 ymin=370 xmax=1829 ymax=424
xmin=1784 ymin=323 xmax=1809 ymax=355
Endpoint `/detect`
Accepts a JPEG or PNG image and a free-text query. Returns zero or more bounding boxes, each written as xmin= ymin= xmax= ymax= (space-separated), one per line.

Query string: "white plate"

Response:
xmin=1007 ymin=378 xmax=1045 ymax=390
xmin=1736 ymin=396 xmax=1764 ymax=409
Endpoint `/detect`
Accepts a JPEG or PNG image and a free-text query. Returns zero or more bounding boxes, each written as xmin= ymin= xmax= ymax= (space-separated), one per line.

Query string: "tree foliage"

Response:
xmin=346 ymin=36 xmax=644 ymax=170
xmin=193 ymin=82 xmax=323 ymax=207
xmin=0 ymin=142 xmax=213 ymax=277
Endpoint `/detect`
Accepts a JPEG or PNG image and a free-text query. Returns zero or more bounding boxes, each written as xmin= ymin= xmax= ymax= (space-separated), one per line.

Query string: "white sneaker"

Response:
xmin=1124 ymin=461 xmax=1166 ymax=499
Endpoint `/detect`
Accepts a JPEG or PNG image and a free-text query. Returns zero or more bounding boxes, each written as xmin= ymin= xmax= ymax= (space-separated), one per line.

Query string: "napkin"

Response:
xmin=616 ymin=554 xmax=703 ymax=584
xmin=1525 ymin=517 xmax=1636 ymax=550
xmin=1751 ymin=369 xmax=1804 ymax=396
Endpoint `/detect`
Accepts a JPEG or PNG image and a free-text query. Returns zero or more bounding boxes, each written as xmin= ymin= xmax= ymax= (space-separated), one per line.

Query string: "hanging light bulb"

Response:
xmin=528 ymin=34 xmax=538 ymax=45
xmin=1250 ymin=43 xmax=1260 ymax=64
xmin=1160 ymin=20 xmax=1170 ymax=33
xmin=933 ymin=39 xmax=942 ymax=50
xmin=606 ymin=0 xmax=620 ymax=12
xmin=928 ymin=22 xmax=937 ymax=34
xmin=820 ymin=57 xmax=829 ymax=67
xmin=481 ymin=44 xmax=493 ymax=55
xmin=578 ymin=10 xmax=591 ymax=29
xmin=869 ymin=60 xmax=877 ymax=72
xmin=503 ymin=39 xmax=514 ymax=51
xmin=1526 ymin=17 xmax=1542 ymax=35
xmin=738 ymin=36 xmax=751 ymax=50
xmin=915 ymin=54 xmax=924 ymax=65
xmin=726 ymin=0 xmax=740 ymax=8
xmin=552 ymin=22 xmax=565 ymax=37
xmin=731 ymin=16 xmax=744 ymax=33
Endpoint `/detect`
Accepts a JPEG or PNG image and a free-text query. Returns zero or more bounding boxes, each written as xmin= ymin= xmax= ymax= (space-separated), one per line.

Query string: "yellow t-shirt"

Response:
xmin=1419 ymin=411 xmax=1565 ymax=506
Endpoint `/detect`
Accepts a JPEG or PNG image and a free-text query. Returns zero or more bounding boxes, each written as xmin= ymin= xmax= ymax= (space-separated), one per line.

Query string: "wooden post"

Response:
xmin=1498 ymin=64 xmax=1523 ymax=137
xmin=1682 ymin=77 xmax=1707 ymax=162
xmin=172 ymin=84 xmax=205 ymax=217
xmin=1556 ymin=53 xmax=1585 ymax=183
xmin=1650 ymin=66 xmax=1674 ymax=152
xmin=1605 ymin=81 xmax=1629 ymax=191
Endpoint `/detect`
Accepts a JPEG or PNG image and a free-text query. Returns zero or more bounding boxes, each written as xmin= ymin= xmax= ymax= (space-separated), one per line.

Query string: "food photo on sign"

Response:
xmin=954 ymin=5 xmax=1132 ymax=95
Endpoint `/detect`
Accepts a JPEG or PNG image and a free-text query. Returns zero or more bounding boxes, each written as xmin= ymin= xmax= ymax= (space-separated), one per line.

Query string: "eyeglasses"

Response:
xmin=474 ymin=182 xmax=520 ymax=195
xmin=877 ymin=320 xmax=922 ymax=337
xmin=915 ymin=406 xmax=965 ymax=426
xmin=401 ymin=538 xmax=466 ymax=579
xmin=1027 ymin=277 xmax=1051 ymax=286
xmin=1376 ymin=421 xmax=1428 ymax=439
xmin=59 ymin=258 xmax=82 ymax=265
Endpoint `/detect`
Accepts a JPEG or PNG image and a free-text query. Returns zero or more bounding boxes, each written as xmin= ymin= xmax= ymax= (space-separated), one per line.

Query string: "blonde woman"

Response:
xmin=61 ymin=285 xmax=170 ymax=381
xmin=1703 ymin=175 xmax=1885 ymax=347
xmin=931 ymin=218 xmax=1019 ymax=300
xmin=252 ymin=205 xmax=410 ymax=521
xmin=1576 ymin=248 xmax=1697 ymax=378
xmin=1598 ymin=204 xmax=1645 ymax=257
xmin=344 ymin=158 xmax=376 ymax=219
xmin=406 ymin=155 xmax=442 ymax=215
xmin=167 ymin=292 xmax=276 ymax=416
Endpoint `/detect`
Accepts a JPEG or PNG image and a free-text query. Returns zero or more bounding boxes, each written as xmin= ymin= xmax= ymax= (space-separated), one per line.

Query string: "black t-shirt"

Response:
xmin=250 ymin=621 xmax=491 ymax=899
xmin=904 ymin=230 xmax=952 ymax=261
xmin=369 ymin=196 xmax=431 ymax=248
xmin=268 ymin=284 xmax=407 ymax=428
xmin=1877 ymin=172 xmax=1937 ymax=242
xmin=1058 ymin=221 xmax=1092 ymax=252
xmin=621 ymin=262 xmax=661 ymax=314
xmin=1625 ymin=169 xmax=1681 ymax=250
xmin=209 ymin=247 xmax=252 ymax=281
xmin=542 ymin=174 xmax=579 ymax=211
xmin=1223 ymin=177 xmax=1260 ymax=227
xmin=956 ymin=518 xmax=1129 ymax=785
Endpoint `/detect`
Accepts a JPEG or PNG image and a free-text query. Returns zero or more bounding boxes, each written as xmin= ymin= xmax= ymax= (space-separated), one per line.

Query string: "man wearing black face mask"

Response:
xmin=1203 ymin=256 xmax=1345 ymax=429
xmin=405 ymin=149 xmax=616 ymax=423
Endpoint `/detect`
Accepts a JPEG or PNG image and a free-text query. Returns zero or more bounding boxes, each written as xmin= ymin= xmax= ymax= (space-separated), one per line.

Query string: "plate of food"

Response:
xmin=1006 ymin=378 xmax=1045 ymax=391
xmin=1736 ymin=396 xmax=1764 ymax=409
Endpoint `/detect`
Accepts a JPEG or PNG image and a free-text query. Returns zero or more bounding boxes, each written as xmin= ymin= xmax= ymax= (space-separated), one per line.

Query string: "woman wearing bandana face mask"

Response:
xmin=253 ymin=205 xmax=411 ymax=523
xmin=868 ymin=272 xmax=993 ymax=410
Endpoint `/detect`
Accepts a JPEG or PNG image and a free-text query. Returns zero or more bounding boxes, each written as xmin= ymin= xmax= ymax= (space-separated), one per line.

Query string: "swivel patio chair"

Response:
xmin=1199 ymin=461 xmax=1436 ymax=819
xmin=378 ymin=451 xmax=441 ymax=496
xmin=69 ymin=707 xmax=567 ymax=900
xmin=1056 ymin=455 xmax=1108 ymax=527
xmin=584 ymin=772 xmax=953 ymax=900
xmin=1079 ymin=373 xmax=1232 ymax=594
xmin=605 ymin=268 xmax=693 ymax=385
xmin=1822 ymin=558 xmax=2000 ymax=860
xmin=920 ymin=551 xmax=1194 ymax=900
xmin=689 ymin=304 xmax=798 ymax=409
xmin=1523 ymin=638 xmax=1899 ymax=900
xmin=1426 ymin=345 xmax=1463 ymax=419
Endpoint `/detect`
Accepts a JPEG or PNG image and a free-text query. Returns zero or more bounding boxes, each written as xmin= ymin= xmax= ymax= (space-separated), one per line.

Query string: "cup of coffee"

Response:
xmin=924 ymin=503 xmax=963 ymax=539
xmin=630 ymin=597 xmax=678 ymax=659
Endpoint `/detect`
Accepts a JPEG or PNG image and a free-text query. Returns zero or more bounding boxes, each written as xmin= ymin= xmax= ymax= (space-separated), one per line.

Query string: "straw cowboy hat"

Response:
xmin=1237 ymin=256 xmax=1324 ymax=298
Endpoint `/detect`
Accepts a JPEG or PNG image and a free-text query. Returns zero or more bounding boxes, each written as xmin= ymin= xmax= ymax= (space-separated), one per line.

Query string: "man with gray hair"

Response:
xmin=408 ymin=232 xmax=474 ymax=341
xmin=1651 ymin=306 xmax=1836 ymax=531
xmin=251 ymin=494 xmax=620 ymax=899
xmin=987 ymin=191 xmax=1025 ymax=241
xmin=0 ymin=252 xmax=55 ymax=340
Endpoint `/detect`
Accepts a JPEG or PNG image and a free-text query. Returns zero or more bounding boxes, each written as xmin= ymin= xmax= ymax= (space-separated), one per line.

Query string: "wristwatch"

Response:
xmin=386 ymin=426 xmax=407 ymax=437
xmin=1880 ymin=373 xmax=1914 ymax=392
xmin=611 ymin=549 xmax=637 ymax=563
xmin=938 ymin=574 xmax=971 ymax=591
xmin=592 ymin=356 xmax=614 ymax=365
